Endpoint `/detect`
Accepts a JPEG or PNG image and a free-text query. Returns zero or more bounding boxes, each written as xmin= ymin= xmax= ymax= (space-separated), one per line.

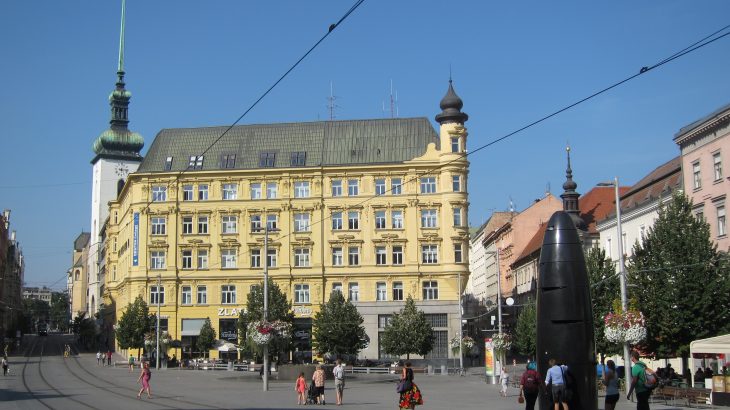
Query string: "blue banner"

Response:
xmin=133 ymin=212 xmax=139 ymax=266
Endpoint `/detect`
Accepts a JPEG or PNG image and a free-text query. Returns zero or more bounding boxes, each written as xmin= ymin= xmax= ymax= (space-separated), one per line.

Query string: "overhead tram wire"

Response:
xmin=175 ymin=22 xmax=730 ymax=278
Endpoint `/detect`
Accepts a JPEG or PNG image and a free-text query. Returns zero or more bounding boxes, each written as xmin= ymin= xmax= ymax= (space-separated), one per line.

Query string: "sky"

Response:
xmin=2 ymin=1 xmax=730 ymax=290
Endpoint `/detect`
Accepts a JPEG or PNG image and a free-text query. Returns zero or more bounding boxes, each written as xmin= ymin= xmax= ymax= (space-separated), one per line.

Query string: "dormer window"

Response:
xmin=220 ymin=153 xmax=236 ymax=169
xmin=259 ymin=152 xmax=276 ymax=168
xmin=188 ymin=155 xmax=204 ymax=170
xmin=290 ymin=152 xmax=306 ymax=166
xmin=164 ymin=156 xmax=173 ymax=171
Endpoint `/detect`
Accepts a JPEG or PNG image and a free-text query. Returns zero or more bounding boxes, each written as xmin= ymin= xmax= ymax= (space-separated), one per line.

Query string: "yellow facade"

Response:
xmin=106 ymin=100 xmax=470 ymax=362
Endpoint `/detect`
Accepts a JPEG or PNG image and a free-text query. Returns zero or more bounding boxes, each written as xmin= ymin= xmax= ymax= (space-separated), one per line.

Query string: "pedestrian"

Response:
xmin=519 ymin=361 xmax=542 ymax=410
xmin=312 ymin=364 xmax=326 ymax=405
xmin=96 ymin=351 xmax=102 ymax=365
xmin=106 ymin=350 xmax=112 ymax=366
xmin=500 ymin=365 xmax=510 ymax=397
xmin=136 ymin=362 xmax=152 ymax=399
xmin=334 ymin=358 xmax=346 ymax=405
xmin=295 ymin=371 xmax=307 ymax=405
xmin=627 ymin=351 xmax=650 ymax=410
xmin=2 ymin=356 xmax=8 ymax=376
xmin=603 ymin=359 xmax=620 ymax=410
xmin=129 ymin=355 xmax=135 ymax=372
xmin=545 ymin=358 xmax=569 ymax=410
xmin=398 ymin=361 xmax=423 ymax=409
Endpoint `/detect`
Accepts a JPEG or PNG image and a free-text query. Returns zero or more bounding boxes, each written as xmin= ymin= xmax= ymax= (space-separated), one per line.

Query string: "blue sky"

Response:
xmin=2 ymin=1 xmax=730 ymax=289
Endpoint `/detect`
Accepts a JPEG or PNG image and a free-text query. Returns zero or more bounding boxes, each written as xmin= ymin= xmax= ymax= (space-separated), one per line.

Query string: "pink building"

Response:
xmin=674 ymin=103 xmax=730 ymax=251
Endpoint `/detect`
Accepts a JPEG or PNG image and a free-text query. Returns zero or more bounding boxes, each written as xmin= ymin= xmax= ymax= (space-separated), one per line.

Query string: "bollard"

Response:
xmin=440 ymin=365 xmax=447 ymax=375
xmin=428 ymin=364 xmax=433 ymax=375
xmin=228 ymin=361 xmax=234 ymax=371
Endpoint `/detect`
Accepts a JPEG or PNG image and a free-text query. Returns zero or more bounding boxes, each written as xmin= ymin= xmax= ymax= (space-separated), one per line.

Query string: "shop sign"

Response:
xmin=218 ymin=307 xmax=245 ymax=316
xmin=485 ymin=338 xmax=495 ymax=377
xmin=132 ymin=212 xmax=139 ymax=266
xmin=293 ymin=306 xmax=312 ymax=316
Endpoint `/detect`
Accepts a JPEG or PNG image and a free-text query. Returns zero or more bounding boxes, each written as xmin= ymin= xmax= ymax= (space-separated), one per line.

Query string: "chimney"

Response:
xmin=11 ymin=230 xmax=16 ymax=241
xmin=2 ymin=209 xmax=9 ymax=229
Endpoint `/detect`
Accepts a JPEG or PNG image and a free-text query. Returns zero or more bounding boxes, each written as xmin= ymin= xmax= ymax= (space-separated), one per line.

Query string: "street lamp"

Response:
xmin=598 ymin=177 xmax=632 ymax=394
xmin=258 ymin=224 xmax=280 ymax=392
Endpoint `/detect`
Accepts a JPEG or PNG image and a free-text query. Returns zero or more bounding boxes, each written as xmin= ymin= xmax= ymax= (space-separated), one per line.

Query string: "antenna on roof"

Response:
xmin=382 ymin=79 xmax=399 ymax=118
xmin=327 ymin=81 xmax=339 ymax=121
xmin=509 ymin=196 xmax=515 ymax=212
xmin=546 ymin=182 xmax=551 ymax=196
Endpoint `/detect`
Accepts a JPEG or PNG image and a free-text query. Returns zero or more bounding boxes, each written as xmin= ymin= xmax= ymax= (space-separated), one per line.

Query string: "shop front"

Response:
xmin=218 ymin=318 xmax=239 ymax=362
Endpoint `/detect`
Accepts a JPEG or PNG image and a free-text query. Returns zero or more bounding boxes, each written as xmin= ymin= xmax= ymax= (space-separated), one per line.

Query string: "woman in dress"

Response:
xmin=295 ymin=372 xmax=307 ymax=405
xmin=136 ymin=362 xmax=152 ymax=399
xmin=398 ymin=362 xmax=423 ymax=409
xmin=312 ymin=365 xmax=326 ymax=405
xmin=602 ymin=359 xmax=619 ymax=410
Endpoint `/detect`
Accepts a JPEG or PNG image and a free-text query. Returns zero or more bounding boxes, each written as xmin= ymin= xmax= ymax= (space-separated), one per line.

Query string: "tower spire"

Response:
xmin=118 ymin=0 xmax=126 ymax=73
xmin=560 ymin=145 xmax=585 ymax=230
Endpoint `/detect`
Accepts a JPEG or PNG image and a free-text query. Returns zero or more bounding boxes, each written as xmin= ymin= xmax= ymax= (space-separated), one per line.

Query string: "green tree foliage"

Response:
xmin=196 ymin=318 xmax=216 ymax=357
xmin=311 ymin=291 xmax=367 ymax=358
xmin=50 ymin=292 xmax=70 ymax=332
xmin=116 ymin=296 xmax=154 ymax=353
xmin=628 ymin=192 xmax=730 ymax=358
xmin=237 ymin=279 xmax=294 ymax=360
xmin=381 ymin=296 xmax=434 ymax=359
xmin=72 ymin=311 xmax=97 ymax=349
xmin=586 ymin=246 xmax=621 ymax=357
xmin=513 ymin=301 xmax=537 ymax=358
xmin=21 ymin=298 xmax=50 ymax=332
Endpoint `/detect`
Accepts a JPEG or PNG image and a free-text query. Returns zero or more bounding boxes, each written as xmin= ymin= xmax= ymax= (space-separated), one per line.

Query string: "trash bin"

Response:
xmin=440 ymin=365 xmax=447 ymax=375
xmin=427 ymin=364 xmax=433 ymax=375
xmin=228 ymin=361 xmax=234 ymax=371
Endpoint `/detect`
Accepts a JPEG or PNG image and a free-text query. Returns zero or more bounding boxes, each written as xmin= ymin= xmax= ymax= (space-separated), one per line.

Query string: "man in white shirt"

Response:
xmin=333 ymin=359 xmax=346 ymax=405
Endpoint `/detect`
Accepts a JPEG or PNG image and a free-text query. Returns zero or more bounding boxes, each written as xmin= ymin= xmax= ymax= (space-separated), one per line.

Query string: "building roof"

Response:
xmin=579 ymin=186 xmax=630 ymax=234
xmin=137 ymin=117 xmax=440 ymax=173
xmin=74 ymin=232 xmax=91 ymax=251
xmin=512 ymin=222 xmax=548 ymax=266
xmin=674 ymin=102 xmax=730 ymax=142
xmin=472 ymin=211 xmax=516 ymax=244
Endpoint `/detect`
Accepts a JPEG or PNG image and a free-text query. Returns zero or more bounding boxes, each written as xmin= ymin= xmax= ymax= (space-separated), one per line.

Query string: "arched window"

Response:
xmin=75 ymin=270 xmax=80 ymax=281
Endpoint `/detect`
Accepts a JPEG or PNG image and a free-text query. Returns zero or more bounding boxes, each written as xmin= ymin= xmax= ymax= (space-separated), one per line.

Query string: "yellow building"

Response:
xmin=105 ymin=82 xmax=470 ymax=362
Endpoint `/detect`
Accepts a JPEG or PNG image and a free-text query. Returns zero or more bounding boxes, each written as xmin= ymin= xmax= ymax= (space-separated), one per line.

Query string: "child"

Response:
xmin=295 ymin=372 xmax=307 ymax=405
xmin=500 ymin=366 xmax=510 ymax=397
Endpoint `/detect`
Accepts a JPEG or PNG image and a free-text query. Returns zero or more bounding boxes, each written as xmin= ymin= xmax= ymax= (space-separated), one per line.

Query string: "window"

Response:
xmin=222 ymin=215 xmax=238 ymax=234
xmin=151 ymin=251 xmax=166 ymax=269
xmin=294 ymin=213 xmax=310 ymax=232
xmin=222 ymin=183 xmax=238 ymax=200
xmin=452 ymin=175 xmax=461 ymax=192
xmin=426 ymin=313 xmax=448 ymax=327
xmin=421 ymin=209 xmax=437 ymax=228
xmin=197 ymin=215 xmax=209 ymax=234
xmin=181 ymin=286 xmax=192 ymax=305
xmin=331 ymin=180 xmax=343 ymax=197
xmin=290 ymin=151 xmax=306 ymax=166
xmin=150 ymin=285 xmax=165 ymax=304
xmin=266 ymin=214 xmax=277 ymax=230
xmin=181 ymin=250 xmax=193 ymax=269
xmin=714 ymin=153 xmax=723 ymax=181
xmin=423 ymin=281 xmax=439 ymax=300
xmin=332 ymin=247 xmax=343 ymax=266
xmin=454 ymin=243 xmax=463 ymax=263
xmin=250 ymin=249 xmax=261 ymax=268
xmin=250 ymin=215 xmax=262 ymax=232
xmin=294 ymin=248 xmax=311 ymax=267
xmin=348 ymin=211 xmax=359 ymax=230
xmin=375 ymin=246 xmax=387 ymax=265
xmin=392 ymin=210 xmax=403 ymax=229
xmin=375 ymin=179 xmax=386 ymax=195
xmin=718 ymin=205 xmax=726 ymax=236
xmin=332 ymin=282 xmax=343 ymax=294
xmin=294 ymin=181 xmax=310 ymax=198
xmin=198 ymin=184 xmax=209 ymax=200
xmin=266 ymin=248 xmax=277 ymax=267
xmin=348 ymin=246 xmax=360 ymax=266
xmin=378 ymin=314 xmax=393 ymax=329
xmin=693 ymin=162 xmax=702 ymax=189
xmin=391 ymin=178 xmax=402 ymax=195
xmin=453 ymin=207 xmax=462 ymax=227
xmin=426 ymin=330 xmax=448 ymax=359
xmin=220 ymin=153 xmax=236 ymax=169
xmin=348 ymin=179 xmax=359 ymax=196
xmin=164 ymin=156 xmax=173 ymax=171
xmin=332 ymin=212 xmax=343 ymax=230
xmin=392 ymin=246 xmax=403 ymax=265
xmin=422 ymin=245 xmax=438 ymax=264
xmin=392 ymin=282 xmax=403 ymax=301
xmin=266 ymin=182 xmax=277 ymax=199
xmin=151 ymin=217 xmax=166 ymax=235
xmin=196 ymin=286 xmax=207 ymax=304
xmin=259 ymin=152 xmax=275 ymax=167
xmin=221 ymin=285 xmax=236 ymax=304
xmin=221 ymin=249 xmax=237 ymax=269
xmin=451 ymin=137 xmax=460 ymax=153
xmin=294 ymin=284 xmax=310 ymax=304
xmin=183 ymin=185 xmax=193 ymax=201
xmin=188 ymin=155 xmax=204 ymax=170
xmin=250 ymin=183 xmax=262 ymax=199
xmin=376 ymin=282 xmax=387 ymax=301
xmin=420 ymin=177 xmax=436 ymax=194
xmin=197 ymin=249 xmax=208 ymax=269
xmin=375 ymin=211 xmax=386 ymax=229
xmin=152 ymin=186 xmax=167 ymax=202
xmin=348 ymin=283 xmax=359 ymax=302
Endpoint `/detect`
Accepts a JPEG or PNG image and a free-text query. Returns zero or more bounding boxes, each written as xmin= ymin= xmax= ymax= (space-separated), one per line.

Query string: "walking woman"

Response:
xmin=312 ymin=364 xmax=326 ymax=405
xmin=519 ymin=362 xmax=543 ymax=410
xmin=398 ymin=362 xmax=423 ymax=409
xmin=136 ymin=362 xmax=152 ymax=399
xmin=603 ymin=359 xmax=620 ymax=410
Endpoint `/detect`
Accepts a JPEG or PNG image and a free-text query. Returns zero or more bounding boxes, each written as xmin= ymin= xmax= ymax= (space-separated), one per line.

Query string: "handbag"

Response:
xmin=396 ymin=379 xmax=412 ymax=393
xmin=518 ymin=394 xmax=525 ymax=404
xmin=560 ymin=367 xmax=573 ymax=402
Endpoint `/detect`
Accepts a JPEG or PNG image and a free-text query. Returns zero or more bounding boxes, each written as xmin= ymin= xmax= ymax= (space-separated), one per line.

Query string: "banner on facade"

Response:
xmin=132 ymin=212 xmax=139 ymax=266
xmin=485 ymin=337 xmax=495 ymax=377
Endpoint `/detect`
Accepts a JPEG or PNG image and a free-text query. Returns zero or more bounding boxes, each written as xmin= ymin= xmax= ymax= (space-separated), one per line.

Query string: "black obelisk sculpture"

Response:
xmin=536 ymin=211 xmax=596 ymax=410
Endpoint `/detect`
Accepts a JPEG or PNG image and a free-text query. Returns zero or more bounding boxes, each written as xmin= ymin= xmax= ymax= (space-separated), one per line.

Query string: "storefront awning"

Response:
xmin=181 ymin=319 xmax=205 ymax=336
xmin=690 ymin=333 xmax=730 ymax=358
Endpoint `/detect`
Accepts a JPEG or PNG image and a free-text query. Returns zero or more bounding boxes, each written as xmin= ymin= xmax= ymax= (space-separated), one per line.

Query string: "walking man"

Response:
xmin=97 ymin=351 xmax=102 ymax=365
xmin=106 ymin=350 xmax=112 ymax=366
xmin=334 ymin=359 xmax=346 ymax=405
xmin=545 ymin=359 xmax=569 ymax=410
xmin=2 ymin=356 xmax=8 ymax=376
xmin=627 ymin=351 xmax=651 ymax=410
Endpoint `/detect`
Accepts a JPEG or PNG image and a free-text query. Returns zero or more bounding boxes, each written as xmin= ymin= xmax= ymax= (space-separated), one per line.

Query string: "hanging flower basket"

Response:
xmin=247 ymin=320 xmax=292 ymax=346
xmin=449 ymin=336 xmax=476 ymax=355
xmin=491 ymin=333 xmax=511 ymax=353
xmin=604 ymin=309 xmax=647 ymax=344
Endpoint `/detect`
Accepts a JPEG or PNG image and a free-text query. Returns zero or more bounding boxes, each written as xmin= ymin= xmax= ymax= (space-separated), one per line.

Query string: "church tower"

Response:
xmin=88 ymin=0 xmax=144 ymax=316
xmin=435 ymin=79 xmax=469 ymax=156
xmin=561 ymin=146 xmax=587 ymax=232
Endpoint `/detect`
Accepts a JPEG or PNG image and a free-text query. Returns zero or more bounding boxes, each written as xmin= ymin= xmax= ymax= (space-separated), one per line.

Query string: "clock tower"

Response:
xmin=87 ymin=0 xmax=144 ymax=316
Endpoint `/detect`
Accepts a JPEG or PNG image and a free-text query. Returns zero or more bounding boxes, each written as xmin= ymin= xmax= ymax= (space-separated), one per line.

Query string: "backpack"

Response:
xmin=639 ymin=364 xmax=657 ymax=390
xmin=523 ymin=370 xmax=539 ymax=393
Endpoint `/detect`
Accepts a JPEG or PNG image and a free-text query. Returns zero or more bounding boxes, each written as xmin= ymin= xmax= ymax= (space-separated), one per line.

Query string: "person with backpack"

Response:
xmin=545 ymin=358 xmax=570 ymax=410
xmin=519 ymin=361 xmax=543 ymax=410
xmin=602 ymin=359 xmax=620 ymax=410
xmin=627 ymin=351 xmax=653 ymax=410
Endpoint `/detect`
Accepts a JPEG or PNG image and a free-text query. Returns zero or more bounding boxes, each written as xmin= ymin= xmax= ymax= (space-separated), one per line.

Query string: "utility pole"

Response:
xmin=458 ymin=272 xmax=464 ymax=373
xmin=156 ymin=273 xmax=161 ymax=370
xmin=613 ymin=177 xmax=632 ymax=395
xmin=263 ymin=225 xmax=269 ymax=391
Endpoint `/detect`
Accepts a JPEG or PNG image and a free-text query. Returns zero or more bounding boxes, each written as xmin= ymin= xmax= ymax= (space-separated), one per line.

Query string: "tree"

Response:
xmin=72 ymin=311 xmax=97 ymax=350
xmin=381 ymin=296 xmax=434 ymax=359
xmin=586 ymin=246 xmax=621 ymax=359
xmin=237 ymin=279 xmax=294 ymax=360
xmin=197 ymin=318 xmax=216 ymax=358
xmin=628 ymin=192 xmax=730 ymax=360
xmin=513 ymin=301 xmax=537 ymax=358
xmin=311 ymin=291 xmax=367 ymax=359
xmin=116 ymin=296 xmax=154 ymax=356
xmin=50 ymin=292 xmax=70 ymax=332
xmin=21 ymin=298 xmax=50 ymax=332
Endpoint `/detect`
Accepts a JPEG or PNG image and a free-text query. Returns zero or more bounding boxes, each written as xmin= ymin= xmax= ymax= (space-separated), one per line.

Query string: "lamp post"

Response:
xmin=457 ymin=272 xmax=464 ymax=373
xmin=484 ymin=248 xmax=502 ymax=384
xmin=260 ymin=224 xmax=279 ymax=392
xmin=598 ymin=177 xmax=632 ymax=394
xmin=156 ymin=273 xmax=161 ymax=370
